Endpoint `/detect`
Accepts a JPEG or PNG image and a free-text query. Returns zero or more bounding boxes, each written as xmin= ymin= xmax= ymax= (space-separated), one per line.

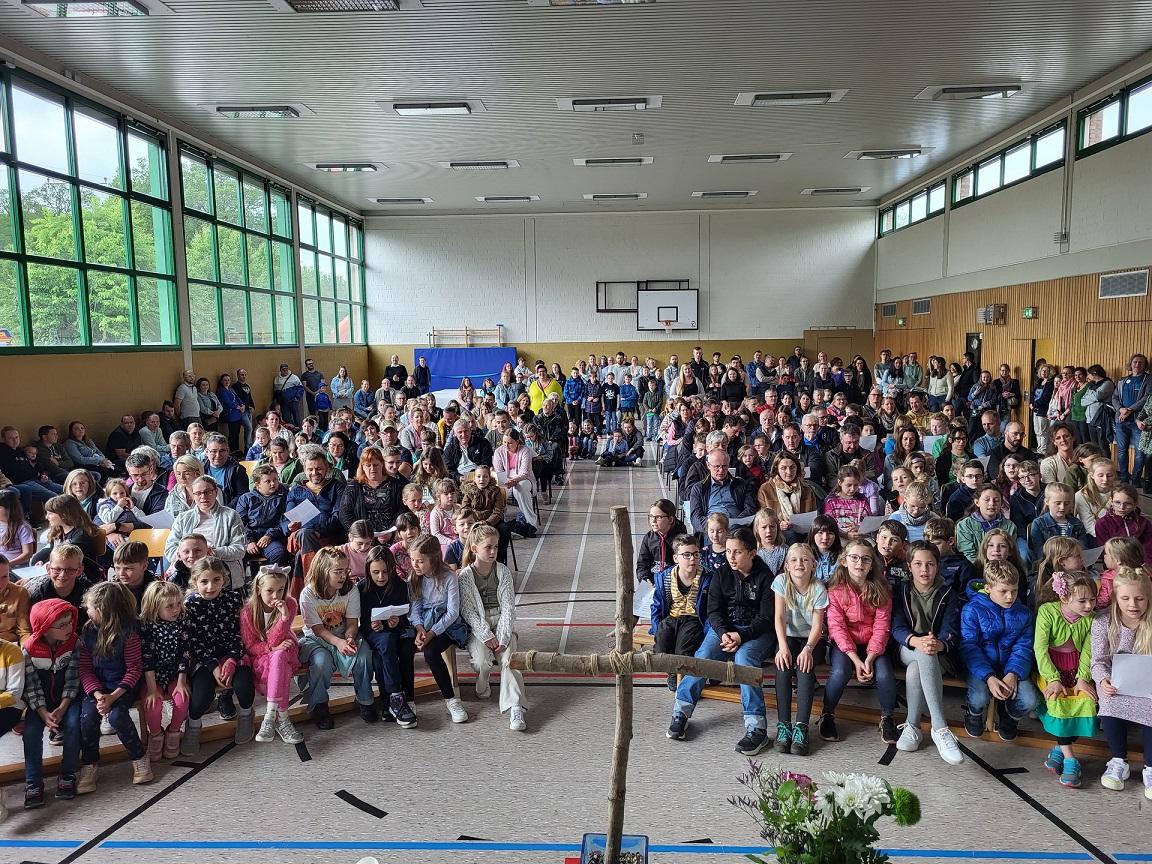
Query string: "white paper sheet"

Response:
xmin=12 ymin=565 xmax=45 ymax=582
xmin=284 ymin=500 xmax=321 ymax=527
xmin=374 ymin=526 xmax=397 ymax=540
xmin=633 ymin=579 xmax=656 ymax=619
xmin=371 ymin=604 xmax=410 ymax=621
xmin=787 ymin=511 xmax=818 ymax=533
xmin=1111 ymin=653 xmax=1152 ymax=697
xmin=140 ymin=510 xmax=173 ymax=529
xmin=858 ymin=435 xmax=878 ymax=451
xmin=1082 ymin=544 xmax=1105 ymax=567
xmin=921 ymin=435 xmax=944 ymax=452
xmin=858 ymin=515 xmax=888 ymax=535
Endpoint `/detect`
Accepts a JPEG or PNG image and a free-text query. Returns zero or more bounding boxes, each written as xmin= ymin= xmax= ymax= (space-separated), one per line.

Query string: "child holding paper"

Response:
xmin=360 ymin=545 xmax=417 ymax=727
xmin=1092 ymin=566 xmax=1152 ymax=796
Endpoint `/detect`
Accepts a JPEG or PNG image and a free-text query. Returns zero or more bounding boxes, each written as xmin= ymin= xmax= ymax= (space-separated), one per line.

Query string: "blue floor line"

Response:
xmin=0 ymin=838 xmax=1134 ymax=859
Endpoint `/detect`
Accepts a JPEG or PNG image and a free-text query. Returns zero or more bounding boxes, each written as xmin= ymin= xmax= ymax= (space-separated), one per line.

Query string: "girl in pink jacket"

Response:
xmin=818 ymin=539 xmax=898 ymax=746
xmin=241 ymin=566 xmax=304 ymax=745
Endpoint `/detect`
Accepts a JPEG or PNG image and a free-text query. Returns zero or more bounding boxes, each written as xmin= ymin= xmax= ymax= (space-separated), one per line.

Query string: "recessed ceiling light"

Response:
xmin=306 ymin=162 xmax=383 ymax=172
xmin=556 ymin=96 xmax=662 ymax=112
xmin=379 ymin=99 xmax=485 ymax=116
xmin=801 ymin=186 xmax=871 ymax=196
xmin=23 ymin=0 xmax=149 ymax=15
xmin=371 ymin=197 xmax=433 ymax=204
xmin=475 ymin=195 xmax=540 ymax=203
xmin=735 ymin=89 xmax=848 ymax=107
xmin=691 ymin=190 xmax=758 ymax=198
xmin=267 ymin=0 xmax=423 ymax=10
xmin=845 ymin=148 xmax=926 ymax=160
xmin=573 ymin=156 xmax=653 ymax=167
xmin=583 ymin=192 xmax=648 ymax=200
xmin=707 ymin=153 xmax=792 ymax=163
xmin=528 ymin=0 xmax=653 ymax=5
xmin=212 ymin=105 xmax=303 ymax=119
xmin=437 ymin=160 xmax=520 ymax=170
xmin=916 ymin=83 xmax=1025 ymax=101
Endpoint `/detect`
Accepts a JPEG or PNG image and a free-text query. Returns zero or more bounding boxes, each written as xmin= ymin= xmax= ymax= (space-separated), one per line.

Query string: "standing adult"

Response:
xmin=954 ymin=352 xmax=980 ymax=416
xmin=688 ymin=347 xmax=709 ymax=383
xmin=231 ymin=368 xmax=256 ymax=454
xmin=1083 ymin=365 xmax=1116 ymax=451
xmin=330 ymin=366 xmax=355 ymax=413
xmin=173 ymin=369 xmax=200 ymax=431
xmin=414 ymin=356 xmax=431 ymax=395
xmin=995 ymin=364 xmax=1022 ymax=429
xmin=196 ymin=378 xmax=222 ymax=431
xmin=527 ymin=368 xmax=563 ymax=415
xmin=301 ymin=358 xmax=325 ymax=417
xmin=1112 ymin=353 xmax=1151 ymax=483
xmin=1029 ymin=364 xmax=1055 ymax=454
xmin=216 ymin=373 xmax=245 ymax=454
xmin=273 ymin=363 xmax=305 ymax=428
xmin=384 ymin=355 xmax=408 ymax=391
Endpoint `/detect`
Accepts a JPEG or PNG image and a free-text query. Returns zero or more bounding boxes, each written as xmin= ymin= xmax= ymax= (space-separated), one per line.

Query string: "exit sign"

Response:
xmin=1022 ymin=306 xmax=1038 ymax=319
xmin=896 ymin=317 xmax=907 ymax=327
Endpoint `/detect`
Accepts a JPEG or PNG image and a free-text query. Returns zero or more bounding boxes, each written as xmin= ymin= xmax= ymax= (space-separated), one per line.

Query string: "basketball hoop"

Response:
xmin=661 ymin=320 xmax=674 ymax=335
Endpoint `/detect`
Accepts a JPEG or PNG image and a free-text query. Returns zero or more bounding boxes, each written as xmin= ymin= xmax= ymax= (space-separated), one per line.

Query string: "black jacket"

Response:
xmin=339 ymin=477 xmax=409 ymax=534
xmin=200 ymin=458 xmax=250 ymax=508
xmin=891 ymin=579 xmax=962 ymax=656
xmin=443 ymin=433 xmax=494 ymax=479
xmin=635 ymin=521 xmax=687 ymax=583
xmin=706 ymin=556 xmax=774 ymax=642
xmin=687 ymin=476 xmax=758 ymax=534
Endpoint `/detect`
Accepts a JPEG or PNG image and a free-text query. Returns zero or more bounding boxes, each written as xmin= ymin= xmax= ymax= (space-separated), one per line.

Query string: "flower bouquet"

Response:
xmin=730 ymin=763 xmax=921 ymax=864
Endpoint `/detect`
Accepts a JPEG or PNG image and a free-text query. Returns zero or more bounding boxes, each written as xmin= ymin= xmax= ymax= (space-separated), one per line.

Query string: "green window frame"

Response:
xmin=297 ymin=197 xmax=365 ymax=346
xmin=878 ymin=180 xmax=946 ymax=237
xmin=179 ymin=143 xmax=296 ymax=347
xmin=950 ymin=121 xmax=1066 ymax=209
xmin=0 ymin=68 xmax=178 ymax=352
xmin=1077 ymin=73 xmax=1152 ymax=158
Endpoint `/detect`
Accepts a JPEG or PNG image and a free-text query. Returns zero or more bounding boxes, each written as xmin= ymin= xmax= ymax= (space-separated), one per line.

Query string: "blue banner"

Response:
xmin=417 ymin=347 xmax=518 ymax=393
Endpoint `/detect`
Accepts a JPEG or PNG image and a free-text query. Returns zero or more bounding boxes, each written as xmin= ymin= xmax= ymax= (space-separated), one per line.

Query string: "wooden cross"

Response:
xmin=509 ymin=505 xmax=762 ymax=864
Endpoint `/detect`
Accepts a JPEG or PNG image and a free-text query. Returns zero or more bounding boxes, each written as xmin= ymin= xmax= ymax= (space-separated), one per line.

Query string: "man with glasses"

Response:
xmin=27 ymin=545 xmax=93 ymax=628
xmin=985 ymin=421 xmax=1041 ymax=479
xmin=200 ymin=433 xmax=249 ymax=508
xmin=124 ymin=453 xmax=168 ymax=515
xmin=650 ymin=535 xmax=709 ymax=690
xmin=687 ymin=451 xmax=757 ymax=534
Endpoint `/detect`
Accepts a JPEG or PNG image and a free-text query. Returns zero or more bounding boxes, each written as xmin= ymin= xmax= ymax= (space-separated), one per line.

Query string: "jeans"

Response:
xmin=363 ymin=626 xmax=408 ymax=696
xmin=81 ymin=692 xmax=144 ymax=762
xmin=823 ymin=642 xmax=897 ymax=715
xmin=1114 ymin=419 xmax=1143 ymax=481
xmin=299 ymin=635 xmax=375 ymax=709
xmin=24 ymin=701 xmax=81 ymax=785
xmin=13 ymin=478 xmax=64 ymax=513
xmin=965 ymin=674 xmax=1040 ymax=718
xmin=237 ymin=411 xmax=254 ymax=453
xmin=645 ymin=412 xmax=660 ymax=442
xmin=927 ymin=394 xmax=946 ymax=412
xmin=604 ymin=411 xmax=620 ymax=435
xmin=674 ymin=629 xmax=772 ymax=732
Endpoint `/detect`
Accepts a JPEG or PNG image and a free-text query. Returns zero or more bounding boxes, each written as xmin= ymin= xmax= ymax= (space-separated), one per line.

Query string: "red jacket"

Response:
xmin=826 ymin=582 xmax=891 ymax=657
xmin=1093 ymin=512 xmax=1152 ymax=562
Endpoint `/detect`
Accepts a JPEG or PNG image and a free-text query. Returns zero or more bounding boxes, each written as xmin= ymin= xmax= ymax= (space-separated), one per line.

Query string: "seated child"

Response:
xmin=1033 ymin=570 xmax=1098 ymax=789
xmin=772 ymin=543 xmax=828 ymax=756
xmin=566 ymin=421 xmax=581 ymax=461
xmin=959 ymin=560 xmax=1040 ymax=740
xmin=21 ymin=599 xmax=82 ymax=808
xmin=875 ymin=520 xmax=911 ymax=587
xmin=166 ymin=533 xmax=209 ymax=590
xmin=649 ymin=534 xmax=710 ymax=690
xmin=428 ymin=479 xmax=460 ymax=552
xmin=889 ymin=482 xmax=937 ymax=542
xmin=924 ymin=517 xmax=975 ymax=593
xmin=360 ymin=545 xmax=418 ymax=724
xmin=96 ymin=478 xmax=147 ymax=548
xmin=578 ymin=418 xmax=598 ymax=459
xmin=891 ymin=541 xmax=964 ymax=765
xmin=139 ymin=581 xmax=190 ymax=762
xmin=597 ymin=429 xmax=630 ymax=468
xmin=956 ymin=484 xmax=1017 ymax=564
xmin=340 ymin=520 xmax=377 ymax=583
xmin=1028 ymin=482 xmax=1089 ymax=563
xmin=807 ymin=515 xmax=842 ymax=584
xmin=0 ymin=553 xmax=31 ymax=644
xmin=1094 ymin=484 xmax=1152 ymax=562
xmin=459 ymin=524 xmax=527 ymax=731
xmin=822 ymin=466 xmax=869 ymax=537
xmin=444 ymin=509 xmax=477 ymax=571
xmin=1098 ymin=536 xmax=1144 ymax=608
xmin=402 ymin=483 xmax=430 ymax=534
xmin=241 ymin=566 xmax=304 ymax=745
xmin=110 ymin=540 xmax=156 ymax=607
xmin=945 ymin=460 xmax=985 ymax=521
xmin=701 ymin=512 xmax=729 ymax=578
xmin=245 ymin=425 xmax=272 ymax=462
xmin=1034 ymin=536 xmax=1085 ymax=607
xmin=235 ymin=465 xmax=291 ymax=569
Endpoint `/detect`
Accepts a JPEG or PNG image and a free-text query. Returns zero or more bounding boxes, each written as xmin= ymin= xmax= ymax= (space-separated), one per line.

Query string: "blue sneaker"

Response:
xmin=1059 ymin=757 xmax=1082 ymax=789
xmin=1044 ymin=746 xmax=1064 ymax=774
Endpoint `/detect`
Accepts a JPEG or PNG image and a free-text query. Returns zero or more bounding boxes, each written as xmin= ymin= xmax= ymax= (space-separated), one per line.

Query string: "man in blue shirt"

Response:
xmin=1113 ymin=353 xmax=1151 ymax=484
xmin=972 ymin=410 xmax=1003 ymax=458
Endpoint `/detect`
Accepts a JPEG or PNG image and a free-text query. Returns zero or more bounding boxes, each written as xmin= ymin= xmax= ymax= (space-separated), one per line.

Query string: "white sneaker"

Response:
xmin=475 ymin=669 xmax=492 ymax=699
xmin=100 ymin=717 xmax=114 ymax=736
xmin=1144 ymin=767 xmax=1152 ymax=801
xmin=509 ymin=706 xmax=526 ymax=732
xmin=895 ymin=722 xmax=923 ymax=752
xmin=1102 ymin=757 xmax=1131 ymax=791
xmin=445 ymin=698 xmax=469 ymax=724
xmin=931 ymin=727 xmax=964 ymax=765
xmin=256 ymin=710 xmax=277 ymax=743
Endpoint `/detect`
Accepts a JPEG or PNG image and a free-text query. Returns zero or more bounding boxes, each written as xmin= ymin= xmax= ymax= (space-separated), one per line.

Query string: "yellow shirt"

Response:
xmin=668 ymin=568 xmax=701 ymax=619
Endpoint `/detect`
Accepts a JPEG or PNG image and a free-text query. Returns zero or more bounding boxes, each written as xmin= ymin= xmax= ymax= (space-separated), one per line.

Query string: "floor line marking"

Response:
xmin=557 ymin=465 xmax=601 ymax=656
xmin=513 ymin=461 xmax=576 ymax=604
xmin=957 ymin=741 xmax=1118 ymax=864
xmin=55 ymin=741 xmax=236 ymax=864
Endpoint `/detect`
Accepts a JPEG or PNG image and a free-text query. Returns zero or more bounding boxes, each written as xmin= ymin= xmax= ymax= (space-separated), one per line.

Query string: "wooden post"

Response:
xmin=605 ymin=505 xmax=634 ymax=864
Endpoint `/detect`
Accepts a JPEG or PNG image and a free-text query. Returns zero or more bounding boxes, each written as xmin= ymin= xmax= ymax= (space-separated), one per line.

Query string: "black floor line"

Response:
xmin=169 ymin=760 xmax=200 ymax=769
xmin=56 ymin=741 xmax=236 ymax=864
xmin=684 ymin=838 xmax=714 ymax=844
xmin=957 ymin=741 xmax=1118 ymax=864
xmin=456 ymin=835 xmax=491 ymax=841
xmin=335 ymin=789 xmax=387 ymax=818
xmin=295 ymin=741 xmax=312 ymax=762
xmin=999 ymin=766 xmax=1030 ymax=775
xmin=878 ymin=743 xmax=898 ymax=766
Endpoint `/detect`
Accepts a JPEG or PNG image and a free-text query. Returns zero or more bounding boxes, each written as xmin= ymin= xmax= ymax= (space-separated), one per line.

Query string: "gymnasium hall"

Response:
xmin=2 ymin=2 xmax=1152 ymax=863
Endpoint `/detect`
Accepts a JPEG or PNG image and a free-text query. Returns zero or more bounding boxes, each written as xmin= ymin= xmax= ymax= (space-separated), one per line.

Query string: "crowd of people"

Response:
xmin=2 ymin=344 xmax=1152 ymax=821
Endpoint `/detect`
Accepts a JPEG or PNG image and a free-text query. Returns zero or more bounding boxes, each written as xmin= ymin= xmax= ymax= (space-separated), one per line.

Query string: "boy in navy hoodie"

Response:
xmin=925 ymin=517 xmax=975 ymax=595
xmin=234 ymin=465 xmax=291 ymax=571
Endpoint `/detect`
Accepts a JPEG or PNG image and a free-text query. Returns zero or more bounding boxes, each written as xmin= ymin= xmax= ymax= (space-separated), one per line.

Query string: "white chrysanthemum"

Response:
xmin=816 ymin=772 xmax=890 ymax=819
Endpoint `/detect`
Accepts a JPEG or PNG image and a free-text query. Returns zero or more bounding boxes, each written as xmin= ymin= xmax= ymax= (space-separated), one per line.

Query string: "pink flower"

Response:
xmin=782 ymin=772 xmax=814 ymax=789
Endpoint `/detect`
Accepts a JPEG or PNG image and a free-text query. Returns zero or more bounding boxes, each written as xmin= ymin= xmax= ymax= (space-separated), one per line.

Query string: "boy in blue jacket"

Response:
xmin=959 ymin=560 xmax=1040 ymax=741
xmin=234 ymin=465 xmax=291 ymax=571
xmin=619 ymin=373 xmax=640 ymax=422
xmin=649 ymin=534 xmax=710 ymax=690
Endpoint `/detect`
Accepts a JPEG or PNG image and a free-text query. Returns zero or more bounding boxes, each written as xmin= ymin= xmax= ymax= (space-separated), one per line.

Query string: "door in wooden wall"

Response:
xmin=816 ymin=335 xmax=855 ymax=364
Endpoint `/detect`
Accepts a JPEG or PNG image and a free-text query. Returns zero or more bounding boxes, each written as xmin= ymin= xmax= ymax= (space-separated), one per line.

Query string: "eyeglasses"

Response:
xmin=330 ymin=568 xmax=350 ymax=575
xmin=846 ymin=554 xmax=873 ymax=564
xmin=48 ymin=567 xmax=80 ymax=575
xmin=677 ymin=551 xmax=701 ymax=559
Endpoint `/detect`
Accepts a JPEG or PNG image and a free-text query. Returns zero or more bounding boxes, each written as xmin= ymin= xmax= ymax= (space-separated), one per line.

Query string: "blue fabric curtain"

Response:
xmin=417 ymin=347 xmax=518 ymax=393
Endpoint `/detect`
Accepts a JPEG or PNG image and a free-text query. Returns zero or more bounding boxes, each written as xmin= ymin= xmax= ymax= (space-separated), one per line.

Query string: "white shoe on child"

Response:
xmin=446 ymin=698 xmax=469 ymax=724
xmin=1143 ymin=767 xmax=1152 ymax=800
xmin=931 ymin=727 xmax=964 ymax=765
xmin=509 ymin=706 xmax=526 ymax=732
xmin=100 ymin=717 xmax=114 ymax=736
xmin=895 ymin=723 xmax=922 ymax=752
xmin=1102 ymin=757 xmax=1131 ymax=791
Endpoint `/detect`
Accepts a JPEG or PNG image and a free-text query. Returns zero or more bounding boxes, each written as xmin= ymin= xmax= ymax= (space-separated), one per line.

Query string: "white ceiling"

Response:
xmin=2 ymin=0 xmax=1151 ymax=216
